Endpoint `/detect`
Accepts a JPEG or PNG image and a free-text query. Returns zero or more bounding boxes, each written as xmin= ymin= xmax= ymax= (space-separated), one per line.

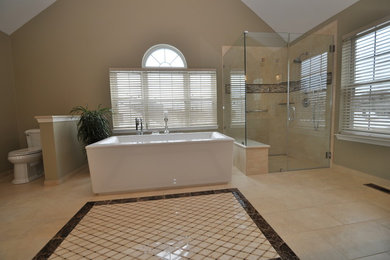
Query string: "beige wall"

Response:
xmin=39 ymin=119 xmax=85 ymax=183
xmin=310 ymin=0 xmax=390 ymax=179
xmin=10 ymin=0 xmax=273 ymax=145
xmin=0 ymin=31 xmax=19 ymax=173
xmin=7 ymin=0 xmax=390 ymax=179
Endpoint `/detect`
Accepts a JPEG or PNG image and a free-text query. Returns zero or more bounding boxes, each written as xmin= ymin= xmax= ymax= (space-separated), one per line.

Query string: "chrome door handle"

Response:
xmin=288 ymin=106 xmax=296 ymax=121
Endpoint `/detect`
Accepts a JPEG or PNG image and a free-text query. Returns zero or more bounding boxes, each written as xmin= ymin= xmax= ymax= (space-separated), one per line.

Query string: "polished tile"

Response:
xmin=283 ymin=231 xmax=348 ymax=260
xmin=40 ymin=191 xmax=287 ymax=259
xmin=262 ymin=207 xmax=342 ymax=236
xmin=317 ymin=201 xmax=390 ymax=225
xmin=1 ymin=165 xmax=390 ymax=259
xmin=318 ymin=221 xmax=390 ymax=259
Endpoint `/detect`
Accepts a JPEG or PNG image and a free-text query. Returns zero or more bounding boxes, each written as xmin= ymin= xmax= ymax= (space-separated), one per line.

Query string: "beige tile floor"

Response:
xmin=0 ymin=165 xmax=389 ymax=260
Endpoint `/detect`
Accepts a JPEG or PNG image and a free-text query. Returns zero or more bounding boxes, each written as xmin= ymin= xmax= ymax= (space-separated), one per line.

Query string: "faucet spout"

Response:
xmin=135 ymin=118 xmax=144 ymax=135
xmin=163 ymin=111 xmax=169 ymax=134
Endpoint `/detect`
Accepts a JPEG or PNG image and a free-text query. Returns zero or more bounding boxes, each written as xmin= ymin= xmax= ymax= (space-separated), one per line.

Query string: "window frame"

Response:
xmin=109 ymin=44 xmax=218 ymax=133
xmin=142 ymin=44 xmax=187 ymax=68
xmin=337 ymin=18 xmax=390 ymax=147
xmin=109 ymin=68 xmax=218 ymax=133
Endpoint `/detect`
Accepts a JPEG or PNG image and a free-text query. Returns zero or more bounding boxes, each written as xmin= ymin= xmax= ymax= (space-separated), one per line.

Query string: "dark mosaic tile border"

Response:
xmin=225 ymin=72 xmax=332 ymax=94
xmin=364 ymin=183 xmax=390 ymax=194
xmin=33 ymin=188 xmax=299 ymax=260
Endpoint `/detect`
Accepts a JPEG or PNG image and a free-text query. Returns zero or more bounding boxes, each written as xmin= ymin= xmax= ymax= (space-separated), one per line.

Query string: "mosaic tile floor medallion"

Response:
xmin=34 ymin=189 xmax=298 ymax=259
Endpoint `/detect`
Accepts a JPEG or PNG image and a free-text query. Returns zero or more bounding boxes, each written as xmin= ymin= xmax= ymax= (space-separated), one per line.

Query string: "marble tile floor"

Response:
xmin=39 ymin=190 xmax=292 ymax=259
xmin=0 ymin=165 xmax=389 ymax=259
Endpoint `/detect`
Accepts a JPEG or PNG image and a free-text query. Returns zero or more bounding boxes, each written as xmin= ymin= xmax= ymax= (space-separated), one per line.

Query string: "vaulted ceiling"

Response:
xmin=0 ymin=0 xmax=57 ymax=35
xmin=0 ymin=0 xmax=360 ymax=36
xmin=241 ymin=0 xmax=359 ymax=34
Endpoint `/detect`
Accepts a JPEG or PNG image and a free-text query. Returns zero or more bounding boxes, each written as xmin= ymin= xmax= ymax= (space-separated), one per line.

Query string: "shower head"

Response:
xmin=293 ymin=58 xmax=302 ymax=64
xmin=293 ymin=51 xmax=309 ymax=64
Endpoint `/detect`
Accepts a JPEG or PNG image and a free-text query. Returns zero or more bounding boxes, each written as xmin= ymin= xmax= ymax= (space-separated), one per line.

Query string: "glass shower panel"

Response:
xmin=222 ymin=31 xmax=334 ymax=173
xmin=223 ymin=35 xmax=246 ymax=145
xmin=245 ymin=32 xmax=290 ymax=171
xmin=287 ymin=34 xmax=334 ymax=170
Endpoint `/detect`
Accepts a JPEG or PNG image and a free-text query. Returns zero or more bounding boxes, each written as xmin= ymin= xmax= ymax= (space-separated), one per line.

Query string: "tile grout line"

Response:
xmin=33 ymin=188 xmax=299 ymax=259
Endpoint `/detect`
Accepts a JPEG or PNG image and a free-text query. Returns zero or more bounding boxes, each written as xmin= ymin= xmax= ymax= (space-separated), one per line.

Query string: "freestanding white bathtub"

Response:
xmin=86 ymin=132 xmax=234 ymax=194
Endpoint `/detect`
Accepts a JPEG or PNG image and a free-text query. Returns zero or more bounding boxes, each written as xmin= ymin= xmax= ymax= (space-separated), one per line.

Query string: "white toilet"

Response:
xmin=8 ymin=129 xmax=44 ymax=184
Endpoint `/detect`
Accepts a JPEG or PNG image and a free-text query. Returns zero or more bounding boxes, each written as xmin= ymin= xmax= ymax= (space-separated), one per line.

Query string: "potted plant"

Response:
xmin=70 ymin=105 xmax=111 ymax=146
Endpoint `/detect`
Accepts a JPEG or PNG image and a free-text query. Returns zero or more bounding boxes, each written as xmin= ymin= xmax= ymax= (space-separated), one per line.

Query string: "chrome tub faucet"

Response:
xmin=164 ymin=111 xmax=169 ymax=134
xmin=135 ymin=118 xmax=144 ymax=135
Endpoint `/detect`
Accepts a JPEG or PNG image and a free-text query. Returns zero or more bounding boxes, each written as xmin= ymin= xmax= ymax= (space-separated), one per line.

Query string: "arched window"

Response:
xmin=110 ymin=44 xmax=217 ymax=132
xmin=142 ymin=44 xmax=187 ymax=68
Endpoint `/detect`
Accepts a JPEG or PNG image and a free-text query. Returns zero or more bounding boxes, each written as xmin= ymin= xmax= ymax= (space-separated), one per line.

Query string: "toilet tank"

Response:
xmin=25 ymin=129 xmax=41 ymax=148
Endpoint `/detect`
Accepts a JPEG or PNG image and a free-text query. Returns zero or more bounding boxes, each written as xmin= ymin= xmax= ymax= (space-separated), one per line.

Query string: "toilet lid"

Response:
xmin=8 ymin=147 xmax=42 ymax=157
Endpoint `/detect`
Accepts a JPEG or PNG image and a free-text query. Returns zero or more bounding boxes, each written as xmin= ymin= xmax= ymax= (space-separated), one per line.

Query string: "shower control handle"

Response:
xmin=288 ymin=106 xmax=296 ymax=121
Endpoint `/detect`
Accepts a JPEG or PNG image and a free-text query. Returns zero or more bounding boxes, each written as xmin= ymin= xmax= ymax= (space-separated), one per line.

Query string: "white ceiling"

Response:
xmin=242 ymin=0 xmax=359 ymax=34
xmin=0 ymin=0 xmax=57 ymax=35
xmin=0 ymin=0 xmax=360 ymax=36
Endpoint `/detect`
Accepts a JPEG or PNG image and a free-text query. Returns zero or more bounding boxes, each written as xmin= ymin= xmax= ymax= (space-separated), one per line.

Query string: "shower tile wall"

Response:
xmin=246 ymin=93 xmax=286 ymax=155
xmin=246 ymin=47 xmax=287 ymax=84
xmin=245 ymin=46 xmax=288 ymax=156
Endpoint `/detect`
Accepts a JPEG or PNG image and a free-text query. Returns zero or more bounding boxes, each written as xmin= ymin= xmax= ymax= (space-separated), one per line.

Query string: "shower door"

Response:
xmin=222 ymin=36 xmax=246 ymax=145
xmin=222 ymin=31 xmax=334 ymax=172
xmin=286 ymin=34 xmax=334 ymax=170
xmin=244 ymin=32 xmax=290 ymax=171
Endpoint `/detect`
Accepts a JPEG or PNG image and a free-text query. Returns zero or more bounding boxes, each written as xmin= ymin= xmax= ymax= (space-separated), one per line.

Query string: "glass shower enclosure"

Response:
xmin=223 ymin=32 xmax=334 ymax=172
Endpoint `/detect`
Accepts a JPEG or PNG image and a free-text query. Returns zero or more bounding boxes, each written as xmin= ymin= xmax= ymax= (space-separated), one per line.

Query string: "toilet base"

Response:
xmin=12 ymin=160 xmax=44 ymax=184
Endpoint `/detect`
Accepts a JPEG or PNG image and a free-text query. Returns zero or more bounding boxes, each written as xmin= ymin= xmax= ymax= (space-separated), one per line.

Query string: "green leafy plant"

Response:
xmin=70 ymin=105 xmax=111 ymax=146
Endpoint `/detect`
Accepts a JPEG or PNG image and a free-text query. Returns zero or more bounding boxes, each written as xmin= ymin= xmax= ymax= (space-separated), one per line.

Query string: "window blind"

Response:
xmin=230 ymin=71 xmax=245 ymax=127
xmin=110 ymin=69 xmax=217 ymax=131
xmin=297 ymin=52 xmax=328 ymax=131
xmin=340 ymin=21 xmax=390 ymax=137
xmin=230 ymin=71 xmax=246 ymax=126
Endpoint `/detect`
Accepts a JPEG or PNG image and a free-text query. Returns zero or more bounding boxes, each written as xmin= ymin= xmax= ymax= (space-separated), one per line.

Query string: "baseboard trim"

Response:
xmin=332 ymin=164 xmax=390 ymax=183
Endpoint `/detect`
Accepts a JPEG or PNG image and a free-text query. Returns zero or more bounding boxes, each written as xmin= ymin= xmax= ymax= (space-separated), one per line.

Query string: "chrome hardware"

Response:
xmin=329 ymin=44 xmax=335 ymax=53
xmin=288 ymin=106 xmax=296 ymax=121
xmin=302 ymin=97 xmax=310 ymax=108
xmin=135 ymin=118 xmax=143 ymax=135
xmin=164 ymin=116 xmax=169 ymax=134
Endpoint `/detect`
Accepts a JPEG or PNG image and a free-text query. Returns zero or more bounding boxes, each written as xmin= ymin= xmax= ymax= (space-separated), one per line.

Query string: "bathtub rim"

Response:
xmin=86 ymin=131 xmax=234 ymax=150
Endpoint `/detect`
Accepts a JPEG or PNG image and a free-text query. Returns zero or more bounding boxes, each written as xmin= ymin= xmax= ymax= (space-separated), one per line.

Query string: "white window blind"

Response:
xmin=110 ymin=69 xmax=217 ymax=131
xmin=340 ymin=20 xmax=390 ymax=138
xmin=230 ymin=71 xmax=245 ymax=127
xmin=297 ymin=52 xmax=328 ymax=131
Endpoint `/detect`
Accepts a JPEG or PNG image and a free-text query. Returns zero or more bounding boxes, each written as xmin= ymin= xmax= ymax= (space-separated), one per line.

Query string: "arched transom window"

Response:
xmin=142 ymin=44 xmax=187 ymax=68
xmin=110 ymin=44 xmax=217 ymax=131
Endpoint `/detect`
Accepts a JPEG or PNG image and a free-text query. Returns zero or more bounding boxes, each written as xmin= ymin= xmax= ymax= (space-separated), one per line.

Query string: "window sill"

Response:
xmin=335 ymin=132 xmax=390 ymax=147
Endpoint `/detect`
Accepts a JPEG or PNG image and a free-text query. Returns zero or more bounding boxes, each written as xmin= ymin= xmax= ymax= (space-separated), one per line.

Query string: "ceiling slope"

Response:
xmin=0 ymin=0 xmax=57 ymax=35
xmin=0 ymin=0 xmax=360 ymax=36
xmin=242 ymin=0 xmax=359 ymax=34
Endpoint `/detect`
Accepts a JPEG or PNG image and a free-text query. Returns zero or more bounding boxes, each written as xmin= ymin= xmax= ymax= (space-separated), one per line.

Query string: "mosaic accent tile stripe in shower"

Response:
xmin=34 ymin=189 xmax=298 ymax=259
